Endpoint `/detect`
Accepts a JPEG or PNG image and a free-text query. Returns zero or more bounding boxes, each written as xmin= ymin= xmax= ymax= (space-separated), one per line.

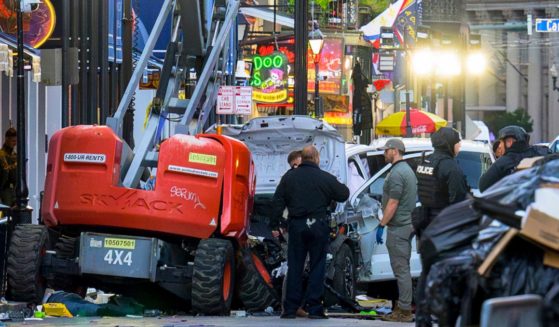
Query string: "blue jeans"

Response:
xmin=283 ymin=218 xmax=330 ymax=315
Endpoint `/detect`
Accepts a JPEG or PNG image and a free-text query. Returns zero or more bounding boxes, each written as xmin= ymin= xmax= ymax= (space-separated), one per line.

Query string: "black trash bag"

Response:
xmin=482 ymin=155 xmax=559 ymax=210
xmin=472 ymin=198 xmax=522 ymax=229
xmin=544 ymin=284 xmax=559 ymax=327
xmin=482 ymin=238 xmax=559 ymax=326
xmin=425 ymin=254 xmax=478 ymax=327
xmin=420 ymin=199 xmax=482 ymax=266
xmin=471 ymin=219 xmax=510 ymax=258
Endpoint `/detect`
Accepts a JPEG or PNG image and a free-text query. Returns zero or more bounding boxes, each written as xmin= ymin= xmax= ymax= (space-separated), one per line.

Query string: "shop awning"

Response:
xmin=0 ymin=32 xmax=41 ymax=82
xmin=240 ymin=7 xmax=294 ymax=28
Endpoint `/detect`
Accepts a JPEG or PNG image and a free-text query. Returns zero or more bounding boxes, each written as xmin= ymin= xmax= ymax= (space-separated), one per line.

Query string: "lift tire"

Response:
xmin=7 ymin=224 xmax=49 ymax=304
xmin=324 ymin=243 xmax=356 ymax=308
xmin=238 ymin=248 xmax=279 ymax=312
xmin=192 ymin=238 xmax=235 ymax=315
xmin=48 ymin=235 xmax=84 ymax=295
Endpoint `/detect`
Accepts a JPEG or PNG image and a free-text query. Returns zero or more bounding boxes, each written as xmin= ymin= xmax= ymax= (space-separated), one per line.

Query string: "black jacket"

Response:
xmin=414 ymin=150 xmax=468 ymax=233
xmin=429 ymin=150 xmax=469 ymax=206
xmin=479 ymin=142 xmax=548 ymax=192
xmin=271 ymin=161 xmax=349 ymax=228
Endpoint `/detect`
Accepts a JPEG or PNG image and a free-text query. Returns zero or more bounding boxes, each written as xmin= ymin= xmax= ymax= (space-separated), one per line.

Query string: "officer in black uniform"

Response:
xmin=414 ymin=127 xmax=468 ymax=327
xmin=272 ymin=145 xmax=349 ymax=319
xmin=479 ymin=125 xmax=549 ymax=192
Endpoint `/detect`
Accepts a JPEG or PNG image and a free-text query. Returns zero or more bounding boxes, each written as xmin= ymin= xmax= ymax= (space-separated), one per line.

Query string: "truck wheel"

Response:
xmin=49 ymin=236 xmax=84 ymax=295
xmin=324 ymin=243 xmax=355 ymax=308
xmin=192 ymin=239 xmax=235 ymax=315
xmin=238 ymin=248 xmax=279 ymax=312
xmin=7 ymin=224 xmax=49 ymax=303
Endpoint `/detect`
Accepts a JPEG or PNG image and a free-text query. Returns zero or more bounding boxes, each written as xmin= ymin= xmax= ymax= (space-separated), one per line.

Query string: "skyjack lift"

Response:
xmin=108 ymin=0 xmax=241 ymax=188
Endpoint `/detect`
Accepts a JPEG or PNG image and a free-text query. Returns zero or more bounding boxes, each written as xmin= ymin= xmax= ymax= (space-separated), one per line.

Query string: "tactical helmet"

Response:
xmin=498 ymin=125 xmax=528 ymax=143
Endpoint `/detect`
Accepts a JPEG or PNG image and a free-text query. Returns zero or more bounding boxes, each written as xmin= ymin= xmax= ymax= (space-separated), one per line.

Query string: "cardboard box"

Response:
xmin=544 ymin=250 xmax=559 ymax=269
xmin=521 ymin=207 xmax=559 ymax=251
xmin=478 ymin=228 xmax=519 ymax=276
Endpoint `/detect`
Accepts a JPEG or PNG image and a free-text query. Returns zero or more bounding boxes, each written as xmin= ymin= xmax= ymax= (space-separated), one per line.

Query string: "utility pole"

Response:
xmin=294 ymin=0 xmax=308 ymax=115
xmin=14 ymin=0 xmax=32 ymax=225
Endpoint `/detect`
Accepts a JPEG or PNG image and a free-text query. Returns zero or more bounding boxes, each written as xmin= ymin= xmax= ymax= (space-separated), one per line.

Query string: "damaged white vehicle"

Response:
xmin=213 ymin=116 xmax=494 ymax=309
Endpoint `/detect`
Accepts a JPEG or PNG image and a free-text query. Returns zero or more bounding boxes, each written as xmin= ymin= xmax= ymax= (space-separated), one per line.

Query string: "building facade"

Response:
xmin=465 ymin=0 xmax=559 ymax=142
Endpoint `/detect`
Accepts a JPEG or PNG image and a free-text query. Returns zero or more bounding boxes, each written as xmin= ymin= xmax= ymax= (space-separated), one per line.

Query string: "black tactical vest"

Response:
xmin=416 ymin=158 xmax=448 ymax=209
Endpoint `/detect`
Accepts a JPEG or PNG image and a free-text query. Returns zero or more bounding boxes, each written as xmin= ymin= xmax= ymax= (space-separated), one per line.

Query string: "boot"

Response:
xmin=381 ymin=307 xmax=414 ymax=322
xmin=296 ymin=307 xmax=308 ymax=318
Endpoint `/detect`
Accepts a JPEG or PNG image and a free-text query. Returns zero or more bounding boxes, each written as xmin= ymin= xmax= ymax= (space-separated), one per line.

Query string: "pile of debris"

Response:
xmin=419 ymin=155 xmax=559 ymax=326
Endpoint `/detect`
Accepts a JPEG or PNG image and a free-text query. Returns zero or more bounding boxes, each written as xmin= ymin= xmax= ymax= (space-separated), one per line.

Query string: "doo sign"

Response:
xmin=536 ymin=19 xmax=559 ymax=32
xmin=217 ymin=86 xmax=253 ymax=115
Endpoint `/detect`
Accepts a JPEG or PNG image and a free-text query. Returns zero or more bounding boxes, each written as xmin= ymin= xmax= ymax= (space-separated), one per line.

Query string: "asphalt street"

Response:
xmin=5 ymin=315 xmax=415 ymax=326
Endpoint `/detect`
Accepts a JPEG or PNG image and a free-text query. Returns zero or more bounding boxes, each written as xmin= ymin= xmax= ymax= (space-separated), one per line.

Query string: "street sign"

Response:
xmin=217 ymin=86 xmax=235 ymax=114
xmin=234 ymin=86 xmax=252 ymax=115
xmin=379 ymin=51 xmax=395 ymax=72
xmin=536 ymin=18 xmax=559 ymax=33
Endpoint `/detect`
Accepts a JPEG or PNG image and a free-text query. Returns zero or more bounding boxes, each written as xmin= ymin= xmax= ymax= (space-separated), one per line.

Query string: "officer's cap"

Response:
xmin=378 ymin=138 xmax=405 ymax=153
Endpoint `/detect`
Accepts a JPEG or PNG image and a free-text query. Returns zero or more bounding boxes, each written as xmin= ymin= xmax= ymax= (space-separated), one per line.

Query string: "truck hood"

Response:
xmin=209 ymin=116 xmax=347 ymax=195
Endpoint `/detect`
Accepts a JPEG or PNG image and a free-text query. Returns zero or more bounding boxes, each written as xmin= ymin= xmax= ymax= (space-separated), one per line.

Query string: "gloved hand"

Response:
xmin=375 ymin=225 xmax=384 ymax=244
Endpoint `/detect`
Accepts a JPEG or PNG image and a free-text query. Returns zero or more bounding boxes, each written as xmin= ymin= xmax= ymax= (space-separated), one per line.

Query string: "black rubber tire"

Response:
xmin=48 ymin=235 xmax=84 ymax=295
xmin=7 ymin=224 xmax=49 ymax=304
xmin=324 ymin=243 xmax=356 ymax=308
xmin=191 ymin=239 xmax=235 ymax=315
xmin=238 ymin=248 xmax=279 ymax=312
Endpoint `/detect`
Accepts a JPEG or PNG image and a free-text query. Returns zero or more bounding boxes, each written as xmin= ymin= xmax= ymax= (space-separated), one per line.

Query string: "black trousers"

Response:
xmin=283 ymin=218 xmax=329 ymax=315
xmin=415 ymin=208 xmax=440 ymax=327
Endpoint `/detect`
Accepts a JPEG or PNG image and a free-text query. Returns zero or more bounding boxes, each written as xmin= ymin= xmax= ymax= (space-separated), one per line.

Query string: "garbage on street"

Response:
xmin=416 ymin=155 xmax=559 ymax=326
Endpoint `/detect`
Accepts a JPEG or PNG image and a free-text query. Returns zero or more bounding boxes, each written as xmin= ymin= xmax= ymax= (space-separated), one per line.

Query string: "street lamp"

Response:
xmin=466 ymin=52 xmax=487 ymax=76
xmin=309 ymin=27 xmax=324 ymax=118
xmin=14 ymin=0 xmax=37 ymax=225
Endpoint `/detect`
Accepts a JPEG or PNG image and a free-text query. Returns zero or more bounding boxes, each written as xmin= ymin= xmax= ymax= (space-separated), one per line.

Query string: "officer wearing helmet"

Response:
xmin=414 ymin=127 xmax=468 ymax=327
xmin=479 ymin=125 xmax=549 ymax=192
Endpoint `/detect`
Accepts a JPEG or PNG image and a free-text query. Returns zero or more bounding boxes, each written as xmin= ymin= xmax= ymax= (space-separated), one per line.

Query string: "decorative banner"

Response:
xmin=394 ymin=0 xmax=419 ymax=48
xmin=360 ymin=0 xmax=419 ymax=76
xmin=307 ymin=38 xmax=344 ymax=95
xmin=250 ymin=51 xmax=288 ymax=103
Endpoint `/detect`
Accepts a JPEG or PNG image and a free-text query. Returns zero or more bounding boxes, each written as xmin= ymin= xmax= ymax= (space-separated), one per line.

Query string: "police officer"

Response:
xmin=414 ymin=127 xmax=468 ymax=327
xmin=272 ymin=145 xmax=349 ymax=319
xmin=271 ymin=150 xmax=303 ymax=238
xmin=479 ymin=125 xmax=549 ymax=192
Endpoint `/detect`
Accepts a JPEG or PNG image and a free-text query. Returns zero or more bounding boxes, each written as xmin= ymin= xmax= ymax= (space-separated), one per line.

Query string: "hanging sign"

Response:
xmin=250 ymin=52 xmax=288 ymax=103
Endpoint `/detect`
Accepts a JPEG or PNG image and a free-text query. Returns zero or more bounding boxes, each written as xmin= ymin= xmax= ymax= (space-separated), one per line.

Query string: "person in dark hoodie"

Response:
xmin=414 ymin=127 xmax=468 ymax=327
xmin=479 ymin=125 xmax=549 ymax=192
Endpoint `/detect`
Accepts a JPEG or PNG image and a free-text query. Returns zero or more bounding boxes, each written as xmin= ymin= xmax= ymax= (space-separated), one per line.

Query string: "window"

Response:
xmin=456 ymin=151 xmax=491 ymax=190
